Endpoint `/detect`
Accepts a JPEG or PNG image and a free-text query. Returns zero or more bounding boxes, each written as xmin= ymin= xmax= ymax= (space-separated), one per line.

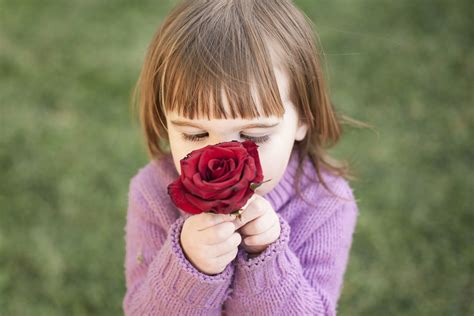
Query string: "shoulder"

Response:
xmin=285 ymin=151 xmax=356 ymax=204
xmin=128 ymin=154 xmax=181 ymax=224
xmin=297 ymin=152 xmax=356 ymax=202
xmin=282 ymin=154 xmax=359 ymax=241
xmin=316 ymin=167 xmax=356 ymax=205
xmin=130 ymin=154 xmax=177 ymax=192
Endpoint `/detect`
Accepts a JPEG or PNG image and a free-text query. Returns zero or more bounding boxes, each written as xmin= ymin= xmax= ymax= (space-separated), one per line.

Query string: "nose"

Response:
xmin=208 ymin=135 xmax=240 ymax=145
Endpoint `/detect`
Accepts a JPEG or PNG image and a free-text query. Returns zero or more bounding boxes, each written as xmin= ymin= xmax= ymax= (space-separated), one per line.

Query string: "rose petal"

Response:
xmin=219 ymin=180 xmax=249 ymax=207
xmin=192 ymin=166 xmax=242 ymax=191
xmin=208 ymin=147 xmax=248 ymax=183
xmin=216 ymin=140 xmax=243 ymax=149
xmin=184 ymin=192 xmax=221 ymax=212
xmin=208 ymin=158 xmax=241 ymax=183
xmin=219 ymin=187 xmax=254 ymax=213
xmin=169 ymin=140 xmax=264 ymax=216
xmin=243 ymin=140 xmax=263 ymax=182
xmin=209 ymin=159 xmax=231 ymax=178
xmin=167 ymin=179 xmax=202 ymax=214
xmin=198 ymin=147 xmax=236 ymax=178
xmin=180 ymin=151 xmax=202 ymax=178
xmin=241 ymin=158 xmax=257 ymax=181
xmin=182 ymin=177 xmax=220 ymax=200
xmin=247 ymin=156 xmax=263 ymax=183
xmin=209 ymin=180 xmax=246 ymax=200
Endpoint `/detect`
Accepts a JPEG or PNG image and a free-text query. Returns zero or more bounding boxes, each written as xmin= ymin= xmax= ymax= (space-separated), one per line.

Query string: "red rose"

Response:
xmin=167 ymin=140 xmax=268 ymax=216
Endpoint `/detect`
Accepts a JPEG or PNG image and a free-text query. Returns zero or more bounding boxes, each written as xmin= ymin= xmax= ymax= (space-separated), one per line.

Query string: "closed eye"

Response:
xmin=181 ymin=133 xmax=270 ymax=144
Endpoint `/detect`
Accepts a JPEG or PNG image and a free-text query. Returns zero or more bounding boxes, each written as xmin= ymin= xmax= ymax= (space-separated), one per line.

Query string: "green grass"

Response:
xmin=1 ymin=0 xmax=472 ymax=315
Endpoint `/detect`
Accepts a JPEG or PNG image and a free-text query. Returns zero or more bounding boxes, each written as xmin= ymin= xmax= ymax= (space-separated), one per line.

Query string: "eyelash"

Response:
xmin=181 ymin=133 xmax=270 ymax=144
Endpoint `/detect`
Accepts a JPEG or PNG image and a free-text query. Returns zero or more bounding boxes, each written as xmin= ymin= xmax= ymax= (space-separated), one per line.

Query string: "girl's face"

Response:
xmin=165 ymin=66 xmax=308 ymax=195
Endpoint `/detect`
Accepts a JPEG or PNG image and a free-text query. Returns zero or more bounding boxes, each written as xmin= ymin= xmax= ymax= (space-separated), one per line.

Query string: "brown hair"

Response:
xmin=130 ymin=0 xmax=373 ymax=201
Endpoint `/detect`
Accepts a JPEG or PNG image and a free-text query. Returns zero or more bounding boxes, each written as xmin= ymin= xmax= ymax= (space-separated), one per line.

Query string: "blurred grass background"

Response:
xmin=0 ymin=0 xmax=472 ymax=315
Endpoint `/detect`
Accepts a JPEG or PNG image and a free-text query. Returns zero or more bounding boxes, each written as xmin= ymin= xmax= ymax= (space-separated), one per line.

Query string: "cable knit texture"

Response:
xmin=123 ymin=148 xmax=359 ymax=315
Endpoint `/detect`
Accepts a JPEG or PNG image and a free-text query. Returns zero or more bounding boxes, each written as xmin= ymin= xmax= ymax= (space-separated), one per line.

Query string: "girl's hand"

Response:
xmin=180 ymin=212 xmax=241 ymax=276
xmin=231 ymin=194 xmax=281 ymax=257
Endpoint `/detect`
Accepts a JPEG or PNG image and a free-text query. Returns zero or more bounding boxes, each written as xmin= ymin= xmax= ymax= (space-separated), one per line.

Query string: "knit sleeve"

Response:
xmin=122 ymin=176 xmax=234 ymax=315
xmin=223 ymin=197 xmax=358 ymax=315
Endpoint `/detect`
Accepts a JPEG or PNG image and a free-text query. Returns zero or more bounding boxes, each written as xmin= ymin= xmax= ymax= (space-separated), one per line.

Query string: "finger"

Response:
xmin=210 ymin=232 xmax=242 ymax=257
xmin=244 ymin=221 xmax=280 ymax=246
xmin=201 ymin=221 xmax=236 ymax=245
xmin=241 ymin=194 xmax=257 ymax=210
xmin=193 ymin=212 xmax=237 ymax=231
xmin=229 ymin=194 xmax=257 ymax=230
xmin=232 ymin=196 xmax=269 ymax=230
xmin=238 ymin=211 xmax=276 ymax=236
xmin=213 ymin=246 xmax=239 ymax=271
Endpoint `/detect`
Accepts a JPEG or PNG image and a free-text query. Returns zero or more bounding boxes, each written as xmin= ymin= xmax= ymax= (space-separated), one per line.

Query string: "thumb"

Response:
xmin=241 ymin=194 xmax=258 ymax=210
xmin=231 ymin=194 xmax=258 ymax=230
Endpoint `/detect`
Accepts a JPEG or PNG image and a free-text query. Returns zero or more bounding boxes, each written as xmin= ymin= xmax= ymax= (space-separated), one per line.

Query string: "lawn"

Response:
xmin=0 ymin=0 xmax=472 ymax=315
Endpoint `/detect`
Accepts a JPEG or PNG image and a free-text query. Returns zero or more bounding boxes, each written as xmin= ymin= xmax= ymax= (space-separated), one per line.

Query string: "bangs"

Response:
xmin=158 ymin=4 xmax=286 ymax=120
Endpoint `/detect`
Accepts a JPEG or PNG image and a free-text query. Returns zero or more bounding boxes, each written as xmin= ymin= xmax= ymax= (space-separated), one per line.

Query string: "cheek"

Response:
xmin=168 ymin=137 xmax=189 ymax=175
xmin=256 ymin=151 xmax=280 ymax=193
xmin=255 ymin=135 xmax=295 ymax=194
xmin=170 ymin=148 xmax=183 ymax=175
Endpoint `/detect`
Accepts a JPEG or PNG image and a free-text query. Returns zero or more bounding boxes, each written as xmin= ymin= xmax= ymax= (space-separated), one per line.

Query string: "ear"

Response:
xmin=295 ymin=121 xmax=309 ymax=141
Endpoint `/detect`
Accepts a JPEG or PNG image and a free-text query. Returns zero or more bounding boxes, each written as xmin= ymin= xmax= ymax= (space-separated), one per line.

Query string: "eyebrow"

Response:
xmin=170 ymin=120 xmax=280 ymax=130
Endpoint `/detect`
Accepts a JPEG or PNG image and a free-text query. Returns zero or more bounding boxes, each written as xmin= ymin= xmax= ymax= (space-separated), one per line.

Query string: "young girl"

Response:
xmin=124 ymin=0 xmax=364 ymax=315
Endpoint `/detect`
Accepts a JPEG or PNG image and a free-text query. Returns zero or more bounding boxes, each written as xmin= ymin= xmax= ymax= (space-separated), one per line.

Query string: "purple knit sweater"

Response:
xmin=123 ymin=148 xmax=359 ymax=315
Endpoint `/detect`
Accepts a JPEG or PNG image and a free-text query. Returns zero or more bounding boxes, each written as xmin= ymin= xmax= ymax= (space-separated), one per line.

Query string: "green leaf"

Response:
xmin=249 ymin=178 xmax=272 ymax=191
